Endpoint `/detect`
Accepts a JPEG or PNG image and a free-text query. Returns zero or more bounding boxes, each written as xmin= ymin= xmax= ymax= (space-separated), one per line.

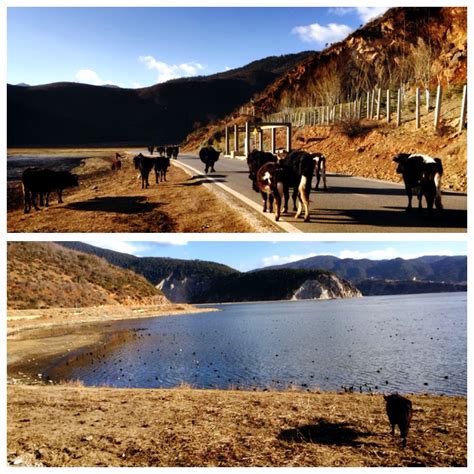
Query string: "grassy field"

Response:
xmin=7 ymin=384 xmax=466 ymax=467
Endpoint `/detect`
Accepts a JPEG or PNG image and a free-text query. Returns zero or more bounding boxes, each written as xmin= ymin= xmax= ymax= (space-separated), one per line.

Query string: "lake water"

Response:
xmin=46 ymin=293 xmax=467 ymax=395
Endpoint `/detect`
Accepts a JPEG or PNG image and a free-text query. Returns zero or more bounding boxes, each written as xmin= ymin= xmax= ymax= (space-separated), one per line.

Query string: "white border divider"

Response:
xmin=171 ymin=160 xmax=303 ymax=234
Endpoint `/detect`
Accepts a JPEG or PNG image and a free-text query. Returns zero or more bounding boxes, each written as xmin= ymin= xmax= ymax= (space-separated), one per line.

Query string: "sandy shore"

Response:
xmin=7 ymin=304 xmax=218 ymax=382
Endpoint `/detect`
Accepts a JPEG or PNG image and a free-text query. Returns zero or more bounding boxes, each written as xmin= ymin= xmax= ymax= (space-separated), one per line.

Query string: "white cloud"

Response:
xmin=354 ymin=7 xmax=389 ymax=24
xmin=84 ymin=241 xmax=146 ymax=256
xmin=329 ymin=7 xmax=389 ymax=24
xmin=291 ymin=22 xmax=353 ymax=45
xmin=131 ymin=81 xmax=143 ymax=89
xmin=139 ymin=55 xmax=205 ymax=83
xmin=75 ymin=69 xmax=114 ymax=86
xmin=261 ymin=252 xmax=319 ymax=267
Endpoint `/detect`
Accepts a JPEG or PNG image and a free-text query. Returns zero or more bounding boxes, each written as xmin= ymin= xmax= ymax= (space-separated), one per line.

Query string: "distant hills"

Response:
xmin=7 ymin=51 xmax=313 ymax=146
xmin=262 ymin=255 xmax=467 ymax=284
xmin=58 ymin=243 xmax=466 ymax=303
xmin=58 ymin=242 xmax=360 ymax=303
xmin=7 ymin=242 xmax=165 ymax=309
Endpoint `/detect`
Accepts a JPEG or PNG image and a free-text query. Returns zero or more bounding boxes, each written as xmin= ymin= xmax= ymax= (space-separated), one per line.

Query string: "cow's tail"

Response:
xmin=434 ymin=158 xmax=443 ymax=211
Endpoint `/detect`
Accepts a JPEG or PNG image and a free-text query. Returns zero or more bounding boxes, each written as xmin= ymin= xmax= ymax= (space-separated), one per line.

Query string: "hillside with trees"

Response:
xmin=7 ymin=242 xmax=166 ymax=309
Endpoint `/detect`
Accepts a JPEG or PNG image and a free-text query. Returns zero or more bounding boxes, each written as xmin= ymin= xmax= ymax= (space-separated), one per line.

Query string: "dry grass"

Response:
xmin=7 ymin=384 xmax=466 ymax=467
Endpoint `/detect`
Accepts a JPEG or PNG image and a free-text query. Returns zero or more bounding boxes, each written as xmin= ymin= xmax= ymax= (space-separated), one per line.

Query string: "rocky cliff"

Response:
xmin=291 ymin=273 xmax=362 ymax=300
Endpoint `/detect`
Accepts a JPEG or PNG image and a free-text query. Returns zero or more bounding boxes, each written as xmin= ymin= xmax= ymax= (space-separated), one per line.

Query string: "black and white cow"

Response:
xmin=247 ymin=149 xmax=277 ymax=192
xmin=313 ymin=152 xmax=327 ymax=190
xmin=278 ymin=150 xmax=316 ymax=222
xmin=393 ymin=153 xmax=443 ymax=213
xmin=254 ymin=162 xmax=289 ymax=221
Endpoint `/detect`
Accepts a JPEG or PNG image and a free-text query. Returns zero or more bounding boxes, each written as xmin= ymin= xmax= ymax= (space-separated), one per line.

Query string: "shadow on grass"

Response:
xmin=66 ymin=196 xmax=159 ymax=214
xmin=278 ymin=419 xmax=373 ymax=446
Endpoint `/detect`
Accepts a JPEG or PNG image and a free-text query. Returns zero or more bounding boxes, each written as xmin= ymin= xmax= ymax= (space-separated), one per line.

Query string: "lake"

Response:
xmin=46 ymin=293 xmax=467 ymax=395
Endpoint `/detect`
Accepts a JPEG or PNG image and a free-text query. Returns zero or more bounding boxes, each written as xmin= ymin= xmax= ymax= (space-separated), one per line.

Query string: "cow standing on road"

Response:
xmin=199 ymin=146 xmax=221 ymax=174
xmin=278 ymin=150 xmax=316 ymax=222
xmin=393 ymin=153 xmax=443 ymax=213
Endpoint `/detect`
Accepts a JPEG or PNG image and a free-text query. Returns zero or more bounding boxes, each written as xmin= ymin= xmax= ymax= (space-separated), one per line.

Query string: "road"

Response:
xmin=173 ymin=153 xmax=467 ymax=233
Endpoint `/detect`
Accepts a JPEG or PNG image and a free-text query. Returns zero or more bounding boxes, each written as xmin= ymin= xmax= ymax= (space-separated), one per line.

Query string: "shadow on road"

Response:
xmin=306 ymin=207 xmax=467 ymax=229
xmin=182 ymin=174 xmax=228 ymax=186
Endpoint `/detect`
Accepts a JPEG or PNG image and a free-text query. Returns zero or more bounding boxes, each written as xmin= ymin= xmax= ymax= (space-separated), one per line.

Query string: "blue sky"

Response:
xmin=82 ymin=240 xmax=467 ymax=272
xmin=7 ymin=6 xmax=389 ymax=88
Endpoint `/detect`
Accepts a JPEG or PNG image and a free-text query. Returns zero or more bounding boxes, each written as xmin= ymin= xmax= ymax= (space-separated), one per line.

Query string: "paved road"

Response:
xmin=174 ymin=153 xmax=467 ymax=233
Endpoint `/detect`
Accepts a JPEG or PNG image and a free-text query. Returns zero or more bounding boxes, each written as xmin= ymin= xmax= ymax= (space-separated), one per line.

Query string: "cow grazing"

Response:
xmin=172 ymin=146 xmax=179 ymax=160
xmin=199 ymin=146 xmax=221 ymax=173
xmin=147 ymin=145 xmax=154 ymax=155
xmin=393 ymin=153 xmax=443 ymax=213
xmin=22 ymin=167 xmax=79 ymax=213
xmin=255 ymin=162 xmax=288 ymax=221
xmin=111 ymin=152 xmax=122 ymax=171
xmin=154 ymin=155 xmax=170 ymax=183
xmin=313 ymin=152 xmax=327 ymax=190
xmin=384 ymin=394 xmax=413 ymax=448
xmin=133 ymin=153 xmax=156 ymax=189
xmin=278 ymin=150 xmax=316 ymax=222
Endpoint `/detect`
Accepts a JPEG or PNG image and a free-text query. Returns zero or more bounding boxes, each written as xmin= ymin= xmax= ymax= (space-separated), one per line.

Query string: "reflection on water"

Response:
xmin=46 ymin=293 xmax=467 ymax=395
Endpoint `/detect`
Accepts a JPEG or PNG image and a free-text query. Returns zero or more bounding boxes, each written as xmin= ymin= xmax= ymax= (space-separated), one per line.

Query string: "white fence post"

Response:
xmin=415 ymin=87 xmax=421 ymax=129
xmin=396 ymin=88 xmax=402 ymax=126
xmin=386 ymin=89 xmax=391 ymax=123
xmin=425 ymin=88 xmax=430 ymax=113
xmin=376 ymin=88 xmax=381 ymax=120
xmin=434 ymin=83 xmax=442 ymax=130
xmin=459 ymin=84 xmax=467 ymax=133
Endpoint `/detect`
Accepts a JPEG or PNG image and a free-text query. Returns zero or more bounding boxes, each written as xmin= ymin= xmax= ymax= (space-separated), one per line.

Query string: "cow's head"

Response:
xmin=133 ymin=154 xmax=143 ymax=169
xmin=393 ymin=153 xmax=411 ymax=174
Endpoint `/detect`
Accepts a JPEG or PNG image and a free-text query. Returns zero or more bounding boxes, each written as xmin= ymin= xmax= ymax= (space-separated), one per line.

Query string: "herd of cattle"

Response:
xmin=20 ymin=144 xmax=444 ymax=222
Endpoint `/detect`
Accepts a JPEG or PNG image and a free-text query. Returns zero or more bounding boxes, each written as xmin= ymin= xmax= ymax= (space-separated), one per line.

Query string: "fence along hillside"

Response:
xmin=261 ymin=83 xmax=467 ymax=133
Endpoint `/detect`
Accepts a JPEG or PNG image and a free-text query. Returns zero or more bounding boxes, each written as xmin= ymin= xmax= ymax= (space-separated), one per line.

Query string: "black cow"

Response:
xmin=278 ymin=150 xmax=316 ymax=222
xmin=384 ymin=394 xmax=413 ymax=448
xmin=172 ymin=146 xmax=179 ymax=160
xmin=393 ymin=153 xmax=443 ymax=213
xmin=133 ymin=153 xmax=155 ymax=189
xmin=156 ymin=146 xmax=165 ymax=156
xmin=199 ymin=146 xmax=221 ymax=173
xmin=166 ymin=146 xmax=174 ymax=159
xmin=154 ymin=156 xmax=170 ymax=183
xmin=313 ymin=152 xmax=327 ymax=190
xmin=22 ymin=167 xmax=79 ymax=213
xmin=147 ymin=145 xmax=154 ymax=155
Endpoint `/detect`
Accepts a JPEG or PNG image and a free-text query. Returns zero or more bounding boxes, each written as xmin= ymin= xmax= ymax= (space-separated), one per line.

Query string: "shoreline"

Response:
xmin=7 ymin=303 xmax=218 ymax=383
